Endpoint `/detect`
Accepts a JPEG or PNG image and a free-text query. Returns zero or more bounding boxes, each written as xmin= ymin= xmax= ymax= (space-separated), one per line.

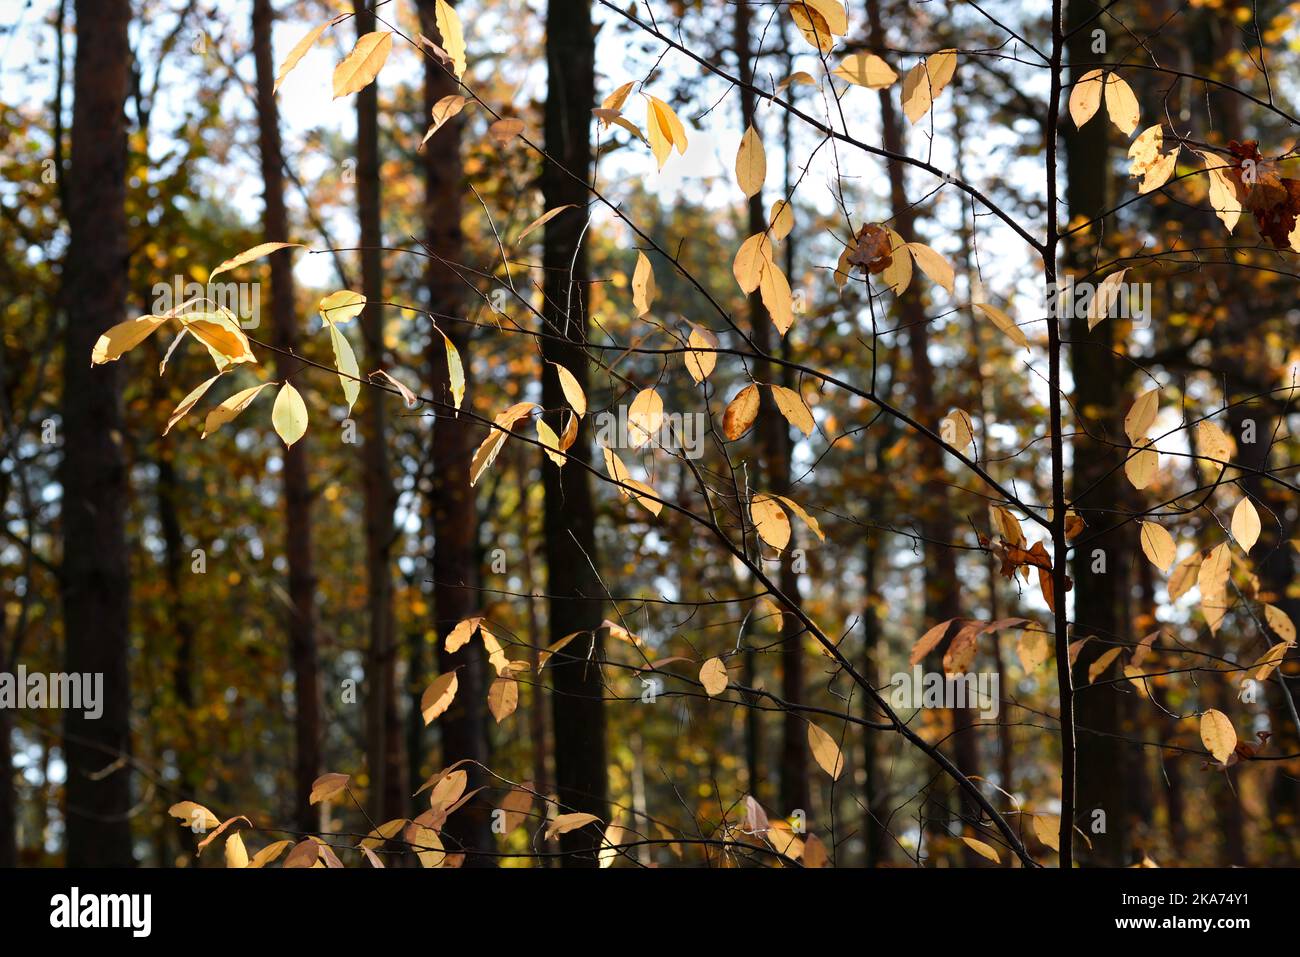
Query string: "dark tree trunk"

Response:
xmin=540 ymin=0 xmax=607 ymax=866
xmin=735 ymin=0 xmax=809 ymax=822
xmin=354 ymin=3 xmax=405 ymax=826
xmin=416 ymin=0 xmax=494 ymax=863
xmin=867 ymin=0 xmax=977 ymax=862
xmin=253 ymin=0 xmax=321 ymax=834
xmin=61 ymin=0 xmax=134 ymax=867
xmin=1063 ymin=0 xmax=1130 ymax=866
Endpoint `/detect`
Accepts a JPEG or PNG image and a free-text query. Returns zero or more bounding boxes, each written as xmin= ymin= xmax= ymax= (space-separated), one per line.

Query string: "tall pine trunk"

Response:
xmin=252 ymin=0 xmax=321 ymax=833
xmin=354 ymin=3 xmax=404 ymax=826
xmin=735 ymin=0 xmax=809 ymax=821
xmin=61 ymin=0 xmax=134 ymax=867
xmin=1063 ymin=0 xmax=1128 ymax=866
xmin=540 ymin=0 xmax=608 ymax=865
xmin=416 ymin=0 xmax=494 ymax=862
xmin=867 ymin=0 xmax=977 ymax=862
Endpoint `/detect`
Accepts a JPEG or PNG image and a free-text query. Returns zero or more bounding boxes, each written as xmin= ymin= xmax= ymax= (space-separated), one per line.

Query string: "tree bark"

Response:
xmin=416 ymin=0 xmax=494 ymax=863
xmin=867 ymin=0 xmax=977 ymax=862
xmin=1064 ymin=0 xmax=1129 ymax=866
xmin=354 ymin=3 xmax=405 ymax=826
xmin=253 ymin=0 xmax=321 ymax=834
xmin=540 ymin=0 xmax=608 ymax=866
xmin=61 ymin=0 xmax=134 ymax=867
xmin=735 ymin=0 xmax=809 ymax=822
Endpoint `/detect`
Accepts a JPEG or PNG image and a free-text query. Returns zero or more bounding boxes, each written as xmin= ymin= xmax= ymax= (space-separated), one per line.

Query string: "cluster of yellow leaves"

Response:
xmin=733 ymin=231 xmax=796 ymax=336
xmin=722 ymin=382 xmax=814 ymax=440
xmin=789 ymin=0 xmax=847 ymax=52
xmin=749 ymin=491 xmax=825 ymax=552
xmin=1069 ymin=70 xmax=1139 ymax=135
xmin=90 ymin=243 xmax=348 ymax=447
xmin=646 ymin=95 xmax=689 ymax=170
xmin=423 ymin=618 xmax=523 ymax=728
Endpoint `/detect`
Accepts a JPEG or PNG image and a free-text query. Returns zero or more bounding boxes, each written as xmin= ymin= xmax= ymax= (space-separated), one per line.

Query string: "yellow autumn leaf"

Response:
xmin=1252 ymin=640 xmax=1292 ymax=682
xmin=1032 ymin=815 xmax=1060 ymax=852
xmin=1124 ymin=388 xmax=1159 ymax=442
xmin=332 ymin=31 xmax=393 ymax=99
xmin=274 ymin=16 xmax=346 ymax=93
xmin=1128 ymin=125 xmax=1178 ymax=193
xmin=327 ymin=321 xmax=360 ymax=414
xmin=733 ymin=232 xmax=771 ymax=294
xmin=224 ymin=831 xmax=249 ymax=868
xmin=91 ymin=314 xmax=170 ymax=365
xmin=470 ymin=402 xmax=537 ymax=486
xmin=771 ymin=385 xmax=813 ymax=437
xmin=1196 ymin=420 xmax=1235 ymax=465
xmin=309 ymin=772 xmax=349 ymax=805
xmin=769 ymin=199 xmax=794 ymax=240
xmin=1139 ymin=521 xmax=1176 ymax=572
xmin=1124 ymin=439 xmax=1158 ymax=489
xmin=759 ymin=258 xmax=794 ymax=335
xmin=247 ymin=839 xmax=293 ymax=868
xmin=420 ymin=671 xmax=459 ymax=724
xmin=420 ymin=95 xmax=468 ymax=149
xmin=735 ymin=124 xmax=766 ymax=198
xmin=202 ymin=382 xmax=275 ymax=438
xmin=776 ymin=494 xmax=825 ymax=541
xmin=832 ymin=53 xmax=896 ymax=88
xmin=164 ymin=374 xmax=222 ymax=436
xmin=962 ymin=836 xmax=1002 ymax=864
xmin=208 ymin=241 xmax=304 ymax=281
xmin=807 ymin=722 xmax=844 ymax=779
xmin=632 ymin=250 xmax=656 ymax=317
xmin=628 ymin=387 xmax=663 ymax=448
xmin=973 ymin=301 xmax=1029 ymax=349
xmin=1231 ymin=497 xmax=1261 ymax=554
xmin=488 ymin=676 xmax=518 ymax=723
xmin=1264 ymin=604 xmax=1296 ymax=644
xmin=1068 ymin=69 xmax=1104 ymax=127
xmin=318 ymin=289 xmax=365 ymax=324
xmin=546 ymin=812 xmax=601 ymax=839
xmin=536 ymin=417 xmax=565 ymax=468
xmin=271 ymin=381 xmax=308 ymax=447
xmin=166 ymin=801 xmax=220 ymax=831
xmin=1194 ymin=149 xmax=1242 ymax=233
xmin=552 ymin=362 xmax=587 ymax=416
xmin=1103 ymin=73 xmax=1139 ymax=135
xmin=434 ymin=0 xmax=467 ymax=78
xmin=684 ymin=326 xmax=718 ymax=383
xmin=751 ymin=493 xmax=791 ymax=551
xmin=722 ymin=383 xmax=760 ymax=440
xmin=1199 ymin=708 xmax=1236 ymax=764
xmin=903 ymin=242 xmax=954 ymax=294
xmin=182 ymin=311 xmax=257 ymax=369
xmin=699 ymin=657 xmax=728 ymax=696
xmin=516 ymin=204 xmax=576 ymax=243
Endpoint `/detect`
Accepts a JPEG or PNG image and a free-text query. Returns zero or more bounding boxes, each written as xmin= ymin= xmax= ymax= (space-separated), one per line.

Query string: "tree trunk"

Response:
xmin=735 ymin=0 xmax=809 ymax=823
xmin=354 ymin=3 xmax=405 ymax=826
xmin=416 ymin=0 xmax=494 ymax=863
xmin=61 ymin=0 xmax=134 ymax=867
xmin=540 ymin=0 xmax=607 ymax=866
xmin=867 ymin=0 xmax=976 ymax=862
xmin=1064 ymin=0 xmax=1129 ymax=866
xmin=252 ymin=0 xmax=321 ymax=834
